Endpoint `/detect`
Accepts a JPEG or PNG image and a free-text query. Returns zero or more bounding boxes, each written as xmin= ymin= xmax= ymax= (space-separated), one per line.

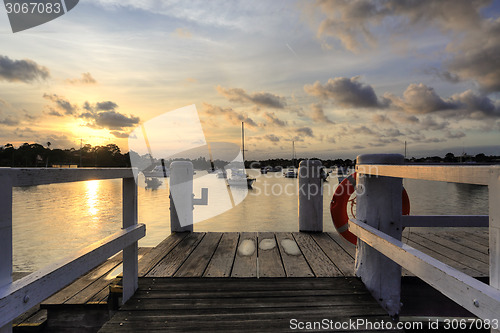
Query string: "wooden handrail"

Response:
xmin=353 ymin=157 xmax=500 ymax=321
xmin=356 ymin=164 xmax=496 ymax=185
xmin=0 ymin=169 xmax=142 ymax=332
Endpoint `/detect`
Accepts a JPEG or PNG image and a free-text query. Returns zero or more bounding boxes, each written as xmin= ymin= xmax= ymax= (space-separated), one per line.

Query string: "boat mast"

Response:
xmin=242 ymin=122 xmax=245 ymax=161
xmin=292 ymin=140 xmax=295 ymax=168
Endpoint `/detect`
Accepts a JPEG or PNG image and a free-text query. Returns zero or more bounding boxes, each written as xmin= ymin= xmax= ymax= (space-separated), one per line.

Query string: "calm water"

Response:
xmin=12 ymin=169 xmax=489 ymax=271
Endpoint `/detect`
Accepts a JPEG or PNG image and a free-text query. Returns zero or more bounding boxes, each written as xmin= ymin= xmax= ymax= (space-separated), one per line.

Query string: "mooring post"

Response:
xmin=355 ymin=154 xmax=403 ymax=316
xmin=0 ymin=170 xmax=13 ymax=333
xmin=298 ymin=159 xmax=323 ymax=232
xmin=170 ymin=161 xmax=194 ymax=233
xmin=490 ymin=166 xmax=500 ymax=333
xmin=122 ymin=176 xmax=139 ymax=304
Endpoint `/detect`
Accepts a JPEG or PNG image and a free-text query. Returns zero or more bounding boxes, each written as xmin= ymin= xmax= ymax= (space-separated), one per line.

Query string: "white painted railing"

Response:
xmin=0 ymin=168 xmax=146 ymax=332
xmin=351 ymin=155 xmax=500 ymax=324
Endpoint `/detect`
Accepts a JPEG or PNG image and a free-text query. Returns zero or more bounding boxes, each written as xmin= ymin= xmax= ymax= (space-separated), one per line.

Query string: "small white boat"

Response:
xmin=142 ymin=164 xmax=169 ymax=178
xmin=227 ymin=168 xmax=256 ymax=188
xmin=217 ymin=169 xmax=227 ymax=179
xmin=283 ymin=167 xmax=297 ymax=178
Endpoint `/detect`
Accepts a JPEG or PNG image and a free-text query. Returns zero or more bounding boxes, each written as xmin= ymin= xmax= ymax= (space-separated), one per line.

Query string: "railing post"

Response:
xmin=0 ymin=170 xmax=13 ymax=333
xmin=355 ymin=154 xmax=403 ymax=316
xmin=170 ymin=161 xmax=194 ymax=232
xmin=122 ymin=177 xmax=138 ymax=304
xmin=298 ymin=160 xmax=323 ymax=232
xmin=490 ymin=166 xmax=500 ymax=333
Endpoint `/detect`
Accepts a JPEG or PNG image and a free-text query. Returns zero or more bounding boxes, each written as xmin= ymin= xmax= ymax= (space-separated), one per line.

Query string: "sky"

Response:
xmin=0 ymin=0 xmax=499 ymax=160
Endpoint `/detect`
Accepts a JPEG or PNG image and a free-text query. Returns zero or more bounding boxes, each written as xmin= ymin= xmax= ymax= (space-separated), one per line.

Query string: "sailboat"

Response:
xmin=227 ymin=122 xmax=256 ymax=188
xmin=284 ymin=141 xmax=298 ymax=178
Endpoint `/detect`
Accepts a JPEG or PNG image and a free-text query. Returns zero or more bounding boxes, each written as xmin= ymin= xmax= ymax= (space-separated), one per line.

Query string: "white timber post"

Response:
xmin=298 ymin=160 xmax=323 ymax=232
xmin=0 ymin=170 xmax=13 ymax=333
xmin=490 ymin=166 xmax=500 ymax=333
xmin=355 ymin=154 xmax=404 ymax=316
xmin=170 ymin=161 xmax=194 ymax=232
xmin=122 ymin=177 xmax=138 ymax=304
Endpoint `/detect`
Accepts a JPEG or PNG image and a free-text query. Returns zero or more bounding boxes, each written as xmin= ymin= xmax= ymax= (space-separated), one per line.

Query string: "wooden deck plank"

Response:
xmin=100 ymin=315 xmax=397 ymax=333
xmin=120 ymin=295 xmax=385 ymax=310
xmin=403 ymin=233 xmax=489 ymax=275
xmin=275 ymin=232 xmax=314 ymax=277
xmin=404 ymin=238 xmax=485 ymax=277
xmin=138 ymin=232 xmax=189 ymax=277
xmin=175 ymin=232 xmax=223 ymax=277
xmin=231 ymin=232 xmax=257 ymax=278
xmin=439 ymin=229 xmax=489 ymax=254
xmin=203 ymin=233 xmax=239 ymax=277
xmin=410 ymin=231 xmax=489 ymax=265
xmin=41 ymin=252 xmax=124 ymax=305
xmin=293 ymin=232 xmax=343 ymax=277
xmin=326 ymin=231 xmax=356 ymax=258
xmin=257 ymin=232 xmax=285 ymax=278
xmin=137 ymin=277 xmax=367 ymax=291
xmin=146 ymin=232 xmax=206 ymax=277
xmin=311 ymin=233 xmax=354 ymax=276
xmin=66 ymin=248 xmax=151 ymax=304
xmin=100 ymin=278 xmax=397 ymax=333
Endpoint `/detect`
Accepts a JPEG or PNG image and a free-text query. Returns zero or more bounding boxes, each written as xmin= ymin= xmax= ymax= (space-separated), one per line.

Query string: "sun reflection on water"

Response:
xmin=86 ymin=180 xmax=100 ymax=217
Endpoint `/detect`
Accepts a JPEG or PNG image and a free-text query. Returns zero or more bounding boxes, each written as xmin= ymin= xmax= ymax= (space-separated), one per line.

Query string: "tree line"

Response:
xmin=1 ymin=142 xmax=499 ymax=168
xmin=0 ymin=143 xmax=130 ymax=167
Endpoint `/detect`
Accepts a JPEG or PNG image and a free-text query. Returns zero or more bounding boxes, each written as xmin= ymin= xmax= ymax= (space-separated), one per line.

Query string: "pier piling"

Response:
xmin=170 ymin=161 xmax=194 ymax=233
xmin=355 ymin=154 xmax=404 ymax=316
xmin=298 ymin=159 xmax=323 ymax=232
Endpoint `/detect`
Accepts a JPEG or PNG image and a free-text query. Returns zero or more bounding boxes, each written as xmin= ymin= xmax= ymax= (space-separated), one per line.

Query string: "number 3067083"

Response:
xmin=5 ymin=2 xmax=61 ymax=14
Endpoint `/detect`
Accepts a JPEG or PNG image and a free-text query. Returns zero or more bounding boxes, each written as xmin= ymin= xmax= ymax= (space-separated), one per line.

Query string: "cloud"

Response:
xmin=0 ymin=116 xmax=19 ymax=126
xmin=216 ymin=86 xmax=286 ymax=109
xmin=110 ymin=131 xmax=130 ymax=138
xmin=66 ymin=72 xmax=97 ymax=85
xmin=384 ymin=128 xmax=403 ymax=137
xmin=351 ymin=125 xmax=376 ymax=136
xmin=262 ymin=112 xmax=287 ymax=127
xmin=309 ymin=0 xmax=488 ymax=53
xmin=0 ymin=55 xmax=50 ymax=83
xmin=372 ymin=113 xmax=393 ymax=125
xmin=81 ymin=109 xmax=140 ymax=130
xmin=295 ymin=127 xmax=314 ymax=137
xmin=43 ymin=93 xmax=78 ymax=116
xmin=419 ymin=116 xmax=449 ymax=131
xmin=304 ymin=76 xmax=386 ymax=108
xmin=389 ymin=83 xmax=457 ymax=114
xmin=96 ymin=101 xmax=118 ymax=111
xmin=368 ymin=137 xmax=400 ymax=147
xmin=173 ymin=27 xmax=192 ymax=38
xmin=310 ymin=103 xmax=334 ymax=123
xmin=202 ymin=103 xmax=258 ymax=127
xmin=446 ymin=17 xmax=500 ymax=93
xmin=307 ymin=1 xmax=500 ymax=94
xmin=393 ymin=113 xmax=420 ymax=124
xmin=264 ymin=134 xmax=280 ymax=142
xmin=450 ymin=90 xmax=500 ymax=118
xmin=446 ymin=130 xmax=466 ymax=139
xmin=423 ymin=67 xmax=461 ymax=84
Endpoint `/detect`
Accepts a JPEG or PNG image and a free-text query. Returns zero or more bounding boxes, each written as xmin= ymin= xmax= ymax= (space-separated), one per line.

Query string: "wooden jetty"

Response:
xmin=13 ymin=229 xmax=489 ymax=332
xmin=2 ymin=157 xmax=500 ymax=333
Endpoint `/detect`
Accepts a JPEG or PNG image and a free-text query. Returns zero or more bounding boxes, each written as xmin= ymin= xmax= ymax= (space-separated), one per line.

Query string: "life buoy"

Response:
xmin=330 ymin=172 xmax=410 ymax=245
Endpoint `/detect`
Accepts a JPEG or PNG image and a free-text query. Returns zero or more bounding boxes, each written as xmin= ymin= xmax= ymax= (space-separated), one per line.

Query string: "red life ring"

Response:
xmin=330 ymin=172 xmax=410 ymax=245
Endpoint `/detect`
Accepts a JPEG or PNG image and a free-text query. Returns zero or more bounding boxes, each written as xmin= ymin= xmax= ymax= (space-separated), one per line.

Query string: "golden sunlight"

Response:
xmin=85 ymin=180 xmax=100 ymax=217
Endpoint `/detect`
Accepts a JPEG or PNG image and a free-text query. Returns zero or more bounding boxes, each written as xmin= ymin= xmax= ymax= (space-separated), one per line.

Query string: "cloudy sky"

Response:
xmin=1 ymin=0 xmax=499 ymax=159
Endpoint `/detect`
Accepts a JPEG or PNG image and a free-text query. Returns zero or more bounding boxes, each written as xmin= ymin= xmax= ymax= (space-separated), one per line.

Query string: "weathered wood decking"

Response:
xmin=13 ymin=228 xmax=490 ymax=332
xmin=99 ymin=278 xmax=397 ymax=333
xmin=136 ymin=230 xmax=489 ymax=279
